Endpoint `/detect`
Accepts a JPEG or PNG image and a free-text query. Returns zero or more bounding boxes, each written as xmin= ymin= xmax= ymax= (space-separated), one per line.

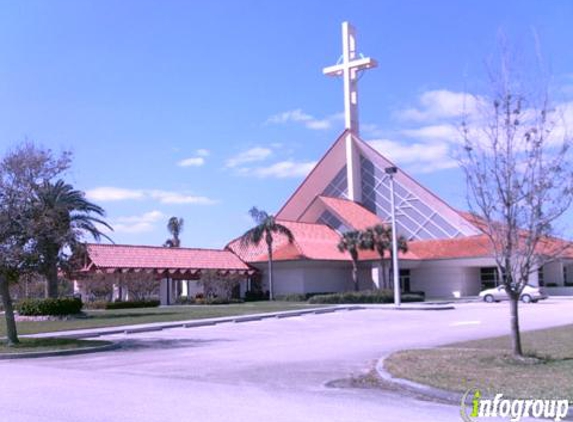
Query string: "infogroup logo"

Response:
xmin=460 ymin=388 xmax=569 ymax=422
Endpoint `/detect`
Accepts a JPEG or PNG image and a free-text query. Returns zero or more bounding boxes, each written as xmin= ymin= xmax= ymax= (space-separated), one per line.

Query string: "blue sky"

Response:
xmin=0 ymin=1 xmax=572 ymax=248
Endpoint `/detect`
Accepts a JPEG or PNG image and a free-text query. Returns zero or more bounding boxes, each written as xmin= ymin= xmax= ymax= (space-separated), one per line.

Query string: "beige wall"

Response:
xmin=410 ymin=264 xmax=481 ymax=298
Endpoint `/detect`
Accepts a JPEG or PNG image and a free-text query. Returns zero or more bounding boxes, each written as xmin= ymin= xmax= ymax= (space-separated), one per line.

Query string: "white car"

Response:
xmin=479 ymin=285 xmax=548 ymax=303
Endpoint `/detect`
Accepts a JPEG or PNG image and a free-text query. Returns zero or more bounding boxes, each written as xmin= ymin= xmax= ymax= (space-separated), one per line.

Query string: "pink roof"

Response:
xmin=407 ymin=236 xmax=492 ymax=260
xmin=84 ymin=243 xmax=252 ymax=272
xmin=227 ymin=220 xmax=350 ymax=262
xmin=319 ymin=196 xmax=383 ymax=230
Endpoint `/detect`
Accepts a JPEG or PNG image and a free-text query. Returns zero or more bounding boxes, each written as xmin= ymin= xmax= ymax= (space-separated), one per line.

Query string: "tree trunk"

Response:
xmin=352 ymin=260 xmax=359 ymax=292
xmin=0 ymin=275 xmax=19 ymax=346
xmin=509 ymin=295 xmax=523 ymax=357
xmin=46 ymin=259 xmax=59 ymax=299
xmin=267 ymin=242 xmax=274 ymax=301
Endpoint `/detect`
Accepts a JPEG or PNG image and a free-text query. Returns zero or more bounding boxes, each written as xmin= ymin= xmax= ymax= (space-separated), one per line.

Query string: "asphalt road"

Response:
xmin=1 ymin=300 xmax=573 ymax=422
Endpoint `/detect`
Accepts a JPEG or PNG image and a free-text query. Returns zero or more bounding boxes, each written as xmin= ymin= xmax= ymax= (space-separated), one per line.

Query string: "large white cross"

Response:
xmin=323 ymin=22 xmax=377 ymax=135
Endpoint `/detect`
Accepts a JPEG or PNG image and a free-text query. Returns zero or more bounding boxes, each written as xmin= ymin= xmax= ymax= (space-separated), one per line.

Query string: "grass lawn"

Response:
xmin=0 ymin=302 xmax=323 ymax=336
xmin=384 ymin=324 xmax=573 ymax=400
xmin=0 ymin=337 xmax=110 ymax=354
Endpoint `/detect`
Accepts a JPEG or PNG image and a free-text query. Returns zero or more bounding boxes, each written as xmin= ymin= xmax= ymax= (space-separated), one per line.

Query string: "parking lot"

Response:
xmin=1 ymin=299 xmax=572 ymax=422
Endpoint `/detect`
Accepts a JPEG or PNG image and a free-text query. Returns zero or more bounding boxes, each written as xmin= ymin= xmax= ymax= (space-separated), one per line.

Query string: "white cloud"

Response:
xmin=86 ymin=187 xmax=216 ymax=205
xmin=266 ymin=109 xmax=342 ymax=131
xmin=112 ymin=210 xmax=165 ymax=234
xmin=368 ymin=139 xmax=458 ymax=174
xmin=177 ymin=157 xmax=205 ymax=167
xmin=396 ymin=90 xmax=479 ymax=122
xmin=401 ymin=124 xmax=461 ymax=143
xmin=246 ymin=160 xmax=317 ymax=178
xmin=149 ymin=190 xmax=217 ymax=205
xmin=226 ymin=147 xmax=272 ymax=168
xmin=196 ymin=149 xmax=210 ymax=157
xmin=86 ymin=187 xmax=145 ymax=202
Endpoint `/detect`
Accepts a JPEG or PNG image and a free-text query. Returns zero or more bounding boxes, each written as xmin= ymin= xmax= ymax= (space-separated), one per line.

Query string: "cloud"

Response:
xmin=244 ymin=160 xmax=317 ymax=178
xmin=368 ymin=139 xmax=458 ymax=174
xmin=177 ymin=149 xmax=210 ymax=167
xmin=149 ymin=190 xmax=217 ymax=205
xmin=266 ymin=109 xmax=343 ymax=131
xmin=395 ymin=90 xmax=479 ymax=122
xmin=86 ymin=187 xmax=216 ymax=205
xmin=401 ymin=124 xmax=461 ymax=142
xmin=226 ymin=147 xmax=272 ymax=168
xmin=112 ymin=210 xmax=165 ymax=234
xmin=85 ymin=187 xmax=145 ymax=202
xmin=177 ymin=157 xmax=205 ymax=167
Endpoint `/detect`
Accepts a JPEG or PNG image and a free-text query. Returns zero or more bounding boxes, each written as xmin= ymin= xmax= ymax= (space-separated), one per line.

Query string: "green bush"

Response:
xmin=244 ymin=290 xmax=268 ymax=301
xmin=18 ymin=297 xmax=83 ymax=316
xmin=308 ymin=290 xmax=424 ymax=304
xmin=273 ymin=292 xmax=334 ymax=302
xmin=105 ymin=300 xmax=160 ymax=310
xmin=275 ymin=293 xmax=307 ymax=302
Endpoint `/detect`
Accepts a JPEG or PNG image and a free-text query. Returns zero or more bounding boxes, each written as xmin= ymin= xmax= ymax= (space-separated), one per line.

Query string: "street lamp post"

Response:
xmin=385 ymin=166 xmax=401 ymax=307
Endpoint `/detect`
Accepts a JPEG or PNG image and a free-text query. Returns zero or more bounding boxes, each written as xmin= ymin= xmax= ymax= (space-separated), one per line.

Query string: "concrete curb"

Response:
xmin=0 ymin=341 xmax=120 ymax=360
xmin=25 ymin=305 xmax=364 ymax=340
xmin=16 ymin=302 xmax=453 ymax=341
xmin=375 ymin=354 xmax=466 ymax=404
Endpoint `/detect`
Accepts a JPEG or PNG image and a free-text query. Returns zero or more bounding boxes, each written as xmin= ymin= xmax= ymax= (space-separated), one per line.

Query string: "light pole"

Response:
xmin=385 ymin=166 xmax=401 ymax=307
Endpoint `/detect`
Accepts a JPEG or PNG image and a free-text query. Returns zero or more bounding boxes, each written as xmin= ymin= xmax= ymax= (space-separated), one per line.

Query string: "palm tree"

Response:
xmin=164 ymin=217 xmax=184 ymax=248
xmin=32 ymin=180 xmax=112 ymax=298
xmin=240 ymin=207 xmax=294 ymax=300
xmin=361 ymin=224 xmax=408 ymax=289
xmin=337 ymin=230 xmax=364 ymax=292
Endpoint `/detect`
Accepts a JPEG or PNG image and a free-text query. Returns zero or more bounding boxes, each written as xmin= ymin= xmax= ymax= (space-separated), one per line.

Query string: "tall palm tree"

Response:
xmin=32 ymin=180 xmax=112 ymax=298
xmin=361 ymin=224 xmax=408 ymax=289
xmin=164 ymin=216 xmax=184 ymax=248
xmin=240 ymin=207 xmax=294 ymax=300
xmin=337 ymin=230 xmax=364 ymax=292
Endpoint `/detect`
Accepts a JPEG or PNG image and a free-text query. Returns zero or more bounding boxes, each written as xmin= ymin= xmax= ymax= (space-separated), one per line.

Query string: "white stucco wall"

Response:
xmin=254 ymin=260 xmax=369 ymax=295
xmin=410 ymin=263 xmax=481 ymax=298
xmin=542 ymin=261 xmax=563 ymax=286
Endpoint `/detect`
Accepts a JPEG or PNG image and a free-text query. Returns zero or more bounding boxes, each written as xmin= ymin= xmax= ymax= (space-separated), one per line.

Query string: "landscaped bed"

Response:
xmin=384 ymin=324 xmax=573 ymax=400
xmin=0 ymin=338 xmax=110 ymax=355
xmin=0 ymin=302 xmax=324 ymax=336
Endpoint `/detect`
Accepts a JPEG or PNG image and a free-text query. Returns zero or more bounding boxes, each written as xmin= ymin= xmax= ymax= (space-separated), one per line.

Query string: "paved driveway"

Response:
xmin=1 ymin=300 xmax=572 ymax=422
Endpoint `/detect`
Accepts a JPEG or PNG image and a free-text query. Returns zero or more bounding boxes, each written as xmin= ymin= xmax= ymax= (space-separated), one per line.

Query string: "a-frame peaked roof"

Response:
xmin=277 ymin=130 xmax=480 ymax=240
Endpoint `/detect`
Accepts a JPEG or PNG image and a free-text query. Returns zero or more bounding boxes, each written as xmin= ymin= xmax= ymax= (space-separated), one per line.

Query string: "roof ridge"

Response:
xmin=86 ymin=243 xmax=233 ymax=253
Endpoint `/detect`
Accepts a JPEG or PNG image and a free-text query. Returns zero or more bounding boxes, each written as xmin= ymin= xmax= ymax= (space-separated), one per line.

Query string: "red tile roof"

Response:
xmin=227 ymin=220 xmax=350 ymax=262
xmin=319 ymin=196 xmax=383 ymax=230
xmin=407 ymin=235 xmax=492 ymax=260
xmin=83 ymin=243 xmax=252 ymax=272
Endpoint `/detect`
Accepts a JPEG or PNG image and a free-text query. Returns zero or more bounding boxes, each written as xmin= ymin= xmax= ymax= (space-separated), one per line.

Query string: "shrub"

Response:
xmin=308 ymin=290 xmax=424 ymax=304
xmin=175 ymin=296 xmax=195 ymax=305
xmin=18 ymin=297 xmax=83 ymax=316
xmin=105 ymin=300 xmax=160 ymax=310
xmin=244 ymin=290 xmax=268 ymax=302
xmin=275 ymin=293 xmax=307 ymax=302
xmin=201 ymin=298 xmax=243 ymax=305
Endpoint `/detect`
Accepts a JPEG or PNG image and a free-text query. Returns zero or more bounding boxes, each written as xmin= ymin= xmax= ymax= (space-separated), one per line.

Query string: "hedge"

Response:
xmin=275 ymin=292 xmax=334 ymax=302
xmin=104 ymin=300 xmax=161 ymax=310
xmin=18 ymin=297 xmax=83 ymax=316
xmin=308 ymin=290 xmax=424 ymax=304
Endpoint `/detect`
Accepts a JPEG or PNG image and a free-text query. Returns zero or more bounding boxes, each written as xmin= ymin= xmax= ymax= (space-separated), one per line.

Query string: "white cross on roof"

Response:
xmin=323 ymin=22 xmax=377 ymax=135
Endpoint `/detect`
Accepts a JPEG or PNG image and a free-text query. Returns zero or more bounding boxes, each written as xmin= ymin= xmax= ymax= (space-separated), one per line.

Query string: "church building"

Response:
xmin=78 ymin=22 xmax=573 ymax=303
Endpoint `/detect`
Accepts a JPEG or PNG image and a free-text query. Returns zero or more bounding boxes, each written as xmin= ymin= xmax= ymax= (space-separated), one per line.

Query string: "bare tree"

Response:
xmin=460 ymin=46 xmax=573 ymax=358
